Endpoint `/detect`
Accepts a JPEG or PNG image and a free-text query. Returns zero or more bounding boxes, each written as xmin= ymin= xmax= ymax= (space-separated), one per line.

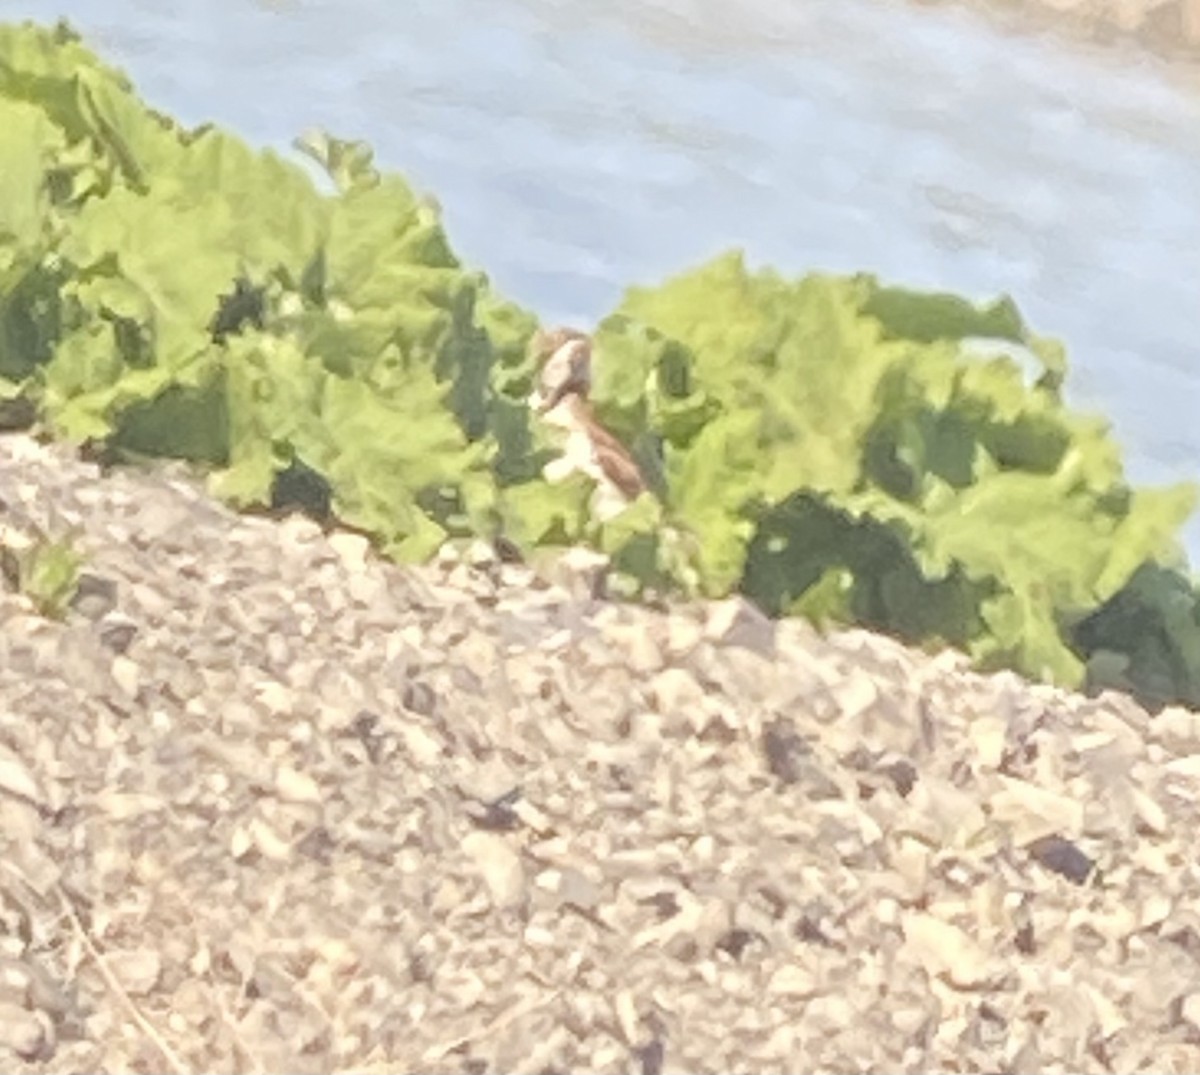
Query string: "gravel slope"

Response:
xmin=0 ymin=431 xmax=1199 ymax=1073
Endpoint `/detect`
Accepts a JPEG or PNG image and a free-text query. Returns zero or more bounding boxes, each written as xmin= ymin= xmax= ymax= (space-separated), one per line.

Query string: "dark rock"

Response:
xmin=70 ymin=573 xmax=118 ymax=620
xmin=1028 ymin=835 xmax=1095 ymax=885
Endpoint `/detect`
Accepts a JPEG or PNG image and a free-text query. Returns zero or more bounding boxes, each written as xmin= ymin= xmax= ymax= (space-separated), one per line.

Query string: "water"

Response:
xmin=3 ymin=0 xmax=1199 ymax=559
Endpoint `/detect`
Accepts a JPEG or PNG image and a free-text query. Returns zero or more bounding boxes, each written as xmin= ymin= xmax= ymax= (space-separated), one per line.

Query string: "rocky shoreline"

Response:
xmin=0 ymin=431 xmax=1199 ymax=1072
xmin=915 ymin=0 xmax=1200 ymax=63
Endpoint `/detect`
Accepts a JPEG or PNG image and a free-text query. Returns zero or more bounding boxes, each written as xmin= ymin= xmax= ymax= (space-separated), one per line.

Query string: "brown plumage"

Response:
xmin=530 ymin=326 xmax=591 ymax=412
xmin=553 ymin=394 xmax=647 ymax=500
xmin=528 ymin=327 xmax=648 ymax=506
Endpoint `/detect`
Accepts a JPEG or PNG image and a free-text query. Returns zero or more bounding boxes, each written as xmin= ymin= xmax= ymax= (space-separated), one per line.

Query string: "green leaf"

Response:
xmin=293 ymin=129 xmax=380 ymax=195
xmin=7 ymin=526 xmax=83 ymax=620
xmin=858 ymin=276 xmax=1027 ymax=345
xmin=497 ymin=473 xmax=592 ymax=551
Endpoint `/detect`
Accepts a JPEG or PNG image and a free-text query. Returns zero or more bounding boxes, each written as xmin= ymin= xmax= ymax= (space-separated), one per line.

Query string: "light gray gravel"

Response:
xmin=0 ymin=431 xmax=1198 ymax=1074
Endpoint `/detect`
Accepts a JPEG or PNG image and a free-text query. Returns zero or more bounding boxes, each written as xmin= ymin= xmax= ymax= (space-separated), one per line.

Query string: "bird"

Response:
xmin=527 ymin=327 xmax=648 ymax=517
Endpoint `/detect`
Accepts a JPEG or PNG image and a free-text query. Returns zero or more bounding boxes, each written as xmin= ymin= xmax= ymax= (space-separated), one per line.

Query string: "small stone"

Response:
xmin=829 ymin=674 xmax=879 ymax=721
xmin=1165 ymin=755 xmax=1200 ymax=779
xmin=879 ymin=756 xmax=918 ymax=797
xmin=767 ymin=961 xmax=819 ymax=997
xmin=615 ymin=989 xmax=640 ymax=1044
xmin=69 ymin=572 xmax=118 ymax=620
xmin=92 ymin=789 xmax=165 ymax=822
xmin=0 ymin=748 xmax=44 ymax=809
xmin=135 ymin=499 xmax=193 ymax=544
xmin=0 ymin=1000 xmax=49 ymax=1060
xmin=549 ymin=546 xmax=610 ymax=599
xmin=400 ymin=723 xmax=444 ymax=767
xmin=110 ymin=655 xmax=141 ymax=699
xmin=108 ymin=949 xmax=161 ymax=996
xmin=763 ymin=718 xmax=808 ymax=784
xmin=462 ymin=832 xmax=526 ymax=908
xmin=230 ymin=824 xmax=253 ymax=861
xmin=1180 ymin=993 xmax=1200 ymax=1030
xmin=1140 ymin=893 xmax=1173 ymax=930
xmin=1130 ymin=786 xmax=1168 ymax=835
xmin=0 ymin=958 xmax=68 ymax=1018
xmin=255 ymin=680 xmax=294 ymax=717
xmin=402 ymin=680 xmax=437 ymax=716
xmin=991 ymin=776 xmax=1084 ymax=845
xmin=511 ymin=798 xmax=553 ymax=834
xmin=465 ymin=797 xmax=520 ymax=833
xmin=250 ymin=819 xmax=293 ymax=861
xmin=1027 ymin=835 xmax=1094 ymax=885
xmin=315 ymin=938 xmax=359 ymax=976
xmin=465 ymin=539 xmax=498 ymax=567
xmin=902 ymin=911 xmax=993 ymax=988
xmin=714 ymin=927 xmax=761 ymax=960
xmin=460 ymin=757 xmax=520 ymax=807
xmin=1085 ymin=983 xmax=1128 ymax=1038
xmin=636 ymin=1038 xmax=665 ymax=1075
xmin=347 ymin=572 xmax=383 ymax=606
xmin=905 ymin=777 xmax=990 ymax=849
xmin=1155 ymin=707 xmax=1200 ymax=753
xmin=602 ymin=621 xmax=664 ymax=674
xmin=891 ymin=1006 xmax=931 ymax=1036
xmin=762 ymin=720 xmax=841 ymax=798
xmin=97 ymin=614 xmax=138 ymax=654
xmin=633 ymin=893 xmax=730 ymax=954
xmin=275 ymin=765 xmax=322 ymax=805
xmin=705 ymin=597 xmax=775 ymax=656
xmin=557 ymin=867 xmax=602 ymax=912
xmin=649 ymin=668 xmax=705 ymax=717
xmin=524 ymin=923 xmax=556 ymax=948
xmin=497 ymin=562 xmax=537 ymax=593
xmin=967 ymin=715 xmax=1008 ymax=769
xmin=328 ymin=531 xmax=371 ymax=573
xmin=665 ymin=616 xmax=704 ymax=659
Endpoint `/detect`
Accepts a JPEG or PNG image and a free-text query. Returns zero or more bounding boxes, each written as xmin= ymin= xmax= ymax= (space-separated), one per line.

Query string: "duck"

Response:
xmin=527 ymin=326 xmax=648 ymax=520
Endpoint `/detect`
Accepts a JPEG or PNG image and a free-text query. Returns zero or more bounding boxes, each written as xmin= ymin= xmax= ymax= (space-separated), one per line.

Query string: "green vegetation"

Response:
xmin=0 ymin=19 xmax=1197 ymax=708
xmin=0 ymin=523 xmax=84 ymax=619
xmin=590 ymin=260 xmax=1199 ymax=704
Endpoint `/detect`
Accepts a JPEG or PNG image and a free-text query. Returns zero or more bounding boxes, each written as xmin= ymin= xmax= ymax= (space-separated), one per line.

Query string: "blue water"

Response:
xmin=3 ymin=0 xmax=1199 ymax=559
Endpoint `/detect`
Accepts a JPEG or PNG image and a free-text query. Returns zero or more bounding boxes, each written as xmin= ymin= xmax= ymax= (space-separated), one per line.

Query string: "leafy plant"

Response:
xmin=0 ymin=19 xmax=1197 ymax=709
xmin=0 ymin=524 xmax=84 ymax=619
xmin=592 ymin=254 xmax=1198 ymax=700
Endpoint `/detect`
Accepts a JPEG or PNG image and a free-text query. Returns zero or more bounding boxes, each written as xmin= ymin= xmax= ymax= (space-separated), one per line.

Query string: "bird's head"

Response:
xmin=529 ymin=326 xmax=592 ymax=413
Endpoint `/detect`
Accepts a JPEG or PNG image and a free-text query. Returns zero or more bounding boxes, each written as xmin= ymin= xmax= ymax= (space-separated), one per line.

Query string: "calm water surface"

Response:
xmin=3 ymin=0 xmax=1199 ymax=558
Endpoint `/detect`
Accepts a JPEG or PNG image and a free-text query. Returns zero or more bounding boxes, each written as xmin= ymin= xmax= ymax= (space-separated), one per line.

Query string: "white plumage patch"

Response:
xmin=539 ymin=403 xmax=632 ymax=522
xmin=529 ymin=327 xmax=648 ymax=521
